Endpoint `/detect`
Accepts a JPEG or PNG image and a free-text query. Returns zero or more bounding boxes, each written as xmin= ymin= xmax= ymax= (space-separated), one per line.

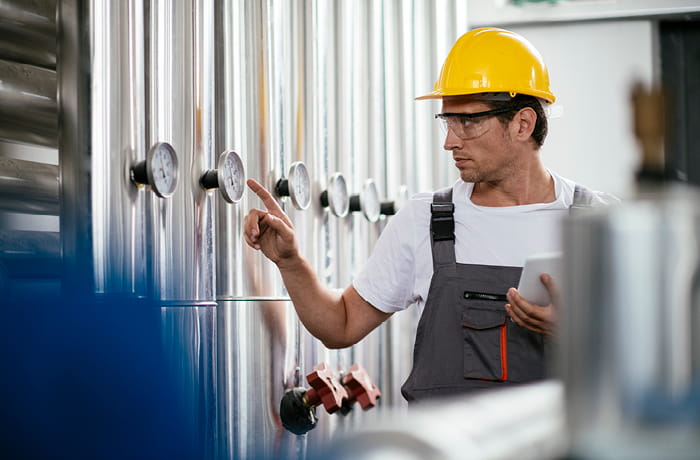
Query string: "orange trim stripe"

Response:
xmin=500 ymin=323 xmax=508 ymax=381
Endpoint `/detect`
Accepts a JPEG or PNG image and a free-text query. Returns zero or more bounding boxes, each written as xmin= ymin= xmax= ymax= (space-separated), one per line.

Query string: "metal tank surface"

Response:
xmin=5 ymin=0 xmax=474 ymax=459
xmin=561 ymin=184 xmax=700 ymax=459
xmin=144 ymin=1 xmax=220 ymax=458
xmin=214 ymin=1 xmax=310 ymax=459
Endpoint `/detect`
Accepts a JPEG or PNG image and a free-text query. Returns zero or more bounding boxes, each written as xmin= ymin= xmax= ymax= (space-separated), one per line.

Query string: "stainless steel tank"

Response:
xmin=146 ymin=1 xmax=218 ymax=457
xmin=214 ymin=1 xmax=310 ymax=458
xmin=58 ymin=0 xmax=150 ymax=297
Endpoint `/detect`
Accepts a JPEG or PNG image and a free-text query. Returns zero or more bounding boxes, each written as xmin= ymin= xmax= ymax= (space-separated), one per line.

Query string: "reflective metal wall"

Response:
xmin=20 ymin=0 xmax=470 ymax=458
xmin=212 ymin=0 xmax=468 ymax=456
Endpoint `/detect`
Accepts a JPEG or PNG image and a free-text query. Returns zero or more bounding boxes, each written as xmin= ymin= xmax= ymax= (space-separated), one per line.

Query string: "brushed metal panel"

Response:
xmin=0 ymin=60 xmax=57 ymax=148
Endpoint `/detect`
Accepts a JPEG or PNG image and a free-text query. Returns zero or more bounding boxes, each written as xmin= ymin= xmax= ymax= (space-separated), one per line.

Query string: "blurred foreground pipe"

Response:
xmin=0 ymin=230 xmax=61 ymax=277
xmin=0 ymin=0 xmax=57 ymax=69
xmin=0 ymin=59 xmax=57 ymax=148
xmin=330 ymin=380 xmax=567 ymax=460
xmin=0 ymin=158 xmax=59 ymax=214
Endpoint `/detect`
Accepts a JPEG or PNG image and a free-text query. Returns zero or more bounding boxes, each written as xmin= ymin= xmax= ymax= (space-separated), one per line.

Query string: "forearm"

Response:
xmin=243 ymin=178 xmax=389 ymax=346
xmin=277 ymin=255 xmax=353 ymax=348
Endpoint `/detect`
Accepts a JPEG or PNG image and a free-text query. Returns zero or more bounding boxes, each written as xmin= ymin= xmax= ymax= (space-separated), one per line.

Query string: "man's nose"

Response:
xmin=443 ymin=127 xmax=463 ymax=151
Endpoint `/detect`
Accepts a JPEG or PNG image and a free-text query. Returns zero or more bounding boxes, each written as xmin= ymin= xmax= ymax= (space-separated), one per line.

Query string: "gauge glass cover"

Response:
xmin=362 ymin=180 xmax=380 ymax=222
xmin=147 ymin=142 xmax=178 ymax=198
xmin=328 ymin=173 xmax=349 ymax=217
xmin=218 ymin=151 xmax=245 ymax=203
xmin=288 ymin=162 xmax=311 ymax=210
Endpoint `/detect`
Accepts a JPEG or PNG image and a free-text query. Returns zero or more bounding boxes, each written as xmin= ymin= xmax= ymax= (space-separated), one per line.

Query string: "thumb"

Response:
xmin=540 ymin=273 xmax=562 ymax=307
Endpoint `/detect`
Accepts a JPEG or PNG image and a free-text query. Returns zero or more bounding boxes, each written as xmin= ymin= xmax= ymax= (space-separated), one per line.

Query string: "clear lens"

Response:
xmin=436 ymin=107 xmax=517 ymax=140
xmin=436 ymin=114 xmax=483 ymax=140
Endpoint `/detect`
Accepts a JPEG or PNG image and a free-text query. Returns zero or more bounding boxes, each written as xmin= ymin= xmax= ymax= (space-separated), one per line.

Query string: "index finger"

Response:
xmin=247 ymin=178 xmax=283 ymax=213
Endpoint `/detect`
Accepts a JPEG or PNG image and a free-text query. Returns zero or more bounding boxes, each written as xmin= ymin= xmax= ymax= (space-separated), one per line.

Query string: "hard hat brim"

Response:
xmin=415 ymin=89 xmax=556 ymax=104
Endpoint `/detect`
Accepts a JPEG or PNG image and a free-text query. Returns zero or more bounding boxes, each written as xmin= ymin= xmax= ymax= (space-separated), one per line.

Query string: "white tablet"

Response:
xmin=517 ymin=252 xmax=563 ymax=306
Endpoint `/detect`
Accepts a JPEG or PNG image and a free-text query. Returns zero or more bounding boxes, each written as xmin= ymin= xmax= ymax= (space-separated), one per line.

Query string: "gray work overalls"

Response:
xmin=401 ymin=185 xmax=590 ymax=402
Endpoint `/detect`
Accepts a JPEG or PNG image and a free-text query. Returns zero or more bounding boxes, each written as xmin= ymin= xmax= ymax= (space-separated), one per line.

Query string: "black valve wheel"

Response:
xmin=280 ymin=388 xmax=318 ymax=435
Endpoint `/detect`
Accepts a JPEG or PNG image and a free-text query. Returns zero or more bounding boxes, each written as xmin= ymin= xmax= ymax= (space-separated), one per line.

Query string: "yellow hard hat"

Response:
xmin=416 ymin=27 xmax=555 ymax=103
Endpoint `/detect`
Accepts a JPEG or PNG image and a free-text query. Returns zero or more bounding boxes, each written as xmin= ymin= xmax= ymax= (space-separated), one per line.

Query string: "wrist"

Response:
xmin=276 ymin=251 xmax=305 ymax=272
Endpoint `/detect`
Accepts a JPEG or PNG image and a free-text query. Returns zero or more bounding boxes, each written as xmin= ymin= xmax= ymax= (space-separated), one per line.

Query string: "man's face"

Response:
xmin=440 ymin=95 xmax=519 ymax=184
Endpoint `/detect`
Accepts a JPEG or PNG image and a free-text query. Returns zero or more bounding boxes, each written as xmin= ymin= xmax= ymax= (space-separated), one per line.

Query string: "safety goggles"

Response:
xmin=435 ymin=107 xmax=518 ymax=140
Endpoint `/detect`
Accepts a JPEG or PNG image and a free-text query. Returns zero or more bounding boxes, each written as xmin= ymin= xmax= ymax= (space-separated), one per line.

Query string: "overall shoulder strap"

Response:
xmin=570 ymin=183 xmax=593 ymax=213
xmin=431 ymin=187 xmax=456 ymax=269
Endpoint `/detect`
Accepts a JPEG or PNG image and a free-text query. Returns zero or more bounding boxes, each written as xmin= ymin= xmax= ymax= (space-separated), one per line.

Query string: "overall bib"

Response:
xmin=401 ymin=186 xmax=588 ymax=402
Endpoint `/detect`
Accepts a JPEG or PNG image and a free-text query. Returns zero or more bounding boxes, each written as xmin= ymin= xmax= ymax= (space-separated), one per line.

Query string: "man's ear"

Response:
xmin=512 ymin=107 xmax=537 ymax=141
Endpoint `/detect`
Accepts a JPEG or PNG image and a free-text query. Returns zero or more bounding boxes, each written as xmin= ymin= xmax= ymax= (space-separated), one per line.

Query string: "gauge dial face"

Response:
xmin=362 ymin=179 xmax=380 ymax=222
xmin=328 ymin=173 xmax=349 ymax=217
xmin=217 ymin=151 xmax=245 ymax=203
xmin=147 ymin=142 xmax=178 ymax=198
xmin=288 ymin=161 xmax=311 ymax=210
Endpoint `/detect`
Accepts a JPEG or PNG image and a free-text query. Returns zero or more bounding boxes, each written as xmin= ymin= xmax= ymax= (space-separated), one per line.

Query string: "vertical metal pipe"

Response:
xmin=333 ymin=0 xmax=358 ymax=433
xmin=345 ymin=0 xmax=384 ymax=428
xmin=301 ymin=0 xmax=346 ymax=449
xmin=413 ymin=0 xmax=441 ymax=193
xmin=91 ymin=0 xmax=148 ymax=296
xmin=147 ymin=1 xmax=217 ymax=458
xmin=147 ymin=0 xmax=215 ymax=304
xmin=57 ymin=0 xmax=94 ymax=295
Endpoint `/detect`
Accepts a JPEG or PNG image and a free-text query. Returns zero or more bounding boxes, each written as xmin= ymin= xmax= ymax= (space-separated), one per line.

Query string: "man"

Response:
xmin=243 ymin=28 xmax=617 ymax=402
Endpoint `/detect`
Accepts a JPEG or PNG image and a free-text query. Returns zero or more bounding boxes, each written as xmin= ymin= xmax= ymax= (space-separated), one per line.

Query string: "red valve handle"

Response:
xmin=305 ymin=362 xmax=348 ymax=414
xmin=342 ymin=363 xmax=381 ymax=410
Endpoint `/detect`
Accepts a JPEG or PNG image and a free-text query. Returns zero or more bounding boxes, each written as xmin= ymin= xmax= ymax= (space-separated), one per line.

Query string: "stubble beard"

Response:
xmin=457 ymin=156 xmax=517 ymax=184
xmin=459 ymin=167 xmax=484 ymax=183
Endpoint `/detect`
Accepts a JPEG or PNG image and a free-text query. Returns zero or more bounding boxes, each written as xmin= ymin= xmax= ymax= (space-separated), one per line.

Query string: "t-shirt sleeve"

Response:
xmin=352 ymin=199 xmax=422 ymax=313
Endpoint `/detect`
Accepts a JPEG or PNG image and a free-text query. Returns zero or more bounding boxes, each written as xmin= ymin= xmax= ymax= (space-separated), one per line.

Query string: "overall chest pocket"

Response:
xmin=462 ymin=293 xmax=508 ymax=381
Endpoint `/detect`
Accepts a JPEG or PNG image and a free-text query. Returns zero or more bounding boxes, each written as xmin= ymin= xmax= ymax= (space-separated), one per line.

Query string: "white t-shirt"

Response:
xmin=353 ymin=171 xmax=613 ymax=315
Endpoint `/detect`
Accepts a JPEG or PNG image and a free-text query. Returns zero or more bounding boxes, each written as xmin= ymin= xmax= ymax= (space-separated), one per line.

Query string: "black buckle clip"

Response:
xmin=430 ymin=203 xmax=454 ymax=242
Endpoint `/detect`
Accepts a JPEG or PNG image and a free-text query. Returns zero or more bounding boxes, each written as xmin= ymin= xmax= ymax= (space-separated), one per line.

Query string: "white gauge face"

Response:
xmin=218 ymin=151 xmax=245 ymax=203
xmin=147 ymin=142 xmax=178 ymax=198
xmin=329 ymin=173 xmax=349 ymax=217
xmin=289 ymin=162 xmax=311 ymax=210
xmin=362 ymin=180 xmax=381 ymax=222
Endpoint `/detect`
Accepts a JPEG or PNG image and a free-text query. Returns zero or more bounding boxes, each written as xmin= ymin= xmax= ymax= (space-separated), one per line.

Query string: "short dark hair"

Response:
xmin=485 ymin=95 xmax=548 ymax=147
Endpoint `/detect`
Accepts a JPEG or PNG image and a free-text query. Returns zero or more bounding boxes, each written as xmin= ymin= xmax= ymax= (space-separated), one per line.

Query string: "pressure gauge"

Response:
xmin=275 ymin=161 xmax=311 ymax=210
xmin=380 ymin=185 xmax=409 ymax=216
xmin=130 ymin=142 xmax=179 ymax=198
xmin=200 ymin=150 xmax=245 ymax=203
xmin=349 ymin=179 xmax=381 ymax=222
xmin=320 ymin=172 xmax=349 ymax=217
